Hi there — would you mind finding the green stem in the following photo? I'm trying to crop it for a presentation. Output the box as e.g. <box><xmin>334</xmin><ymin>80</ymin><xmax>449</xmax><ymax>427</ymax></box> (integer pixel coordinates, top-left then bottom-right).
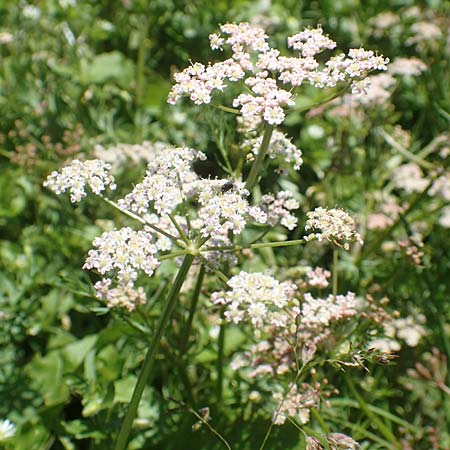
<box><xmin>158</xmin><ymin>250</ymin><xmax>187</xmax><ymax>261</ymax></box>
<box><xmin>211</xmin><ymin>103</ymin><xmax>241</xmax><ymax>114</ymax></box>
<box><xmin>377</xmin><ymin>128</ymin><xmax>435</xmax><ymax>170</ymax></box>
<box><xmin>258</xmin><ymin>364</ymin><xmax>306</xmax><ymax>450</ymax></box>
<box><xmin>135</xmin><ymin>19</ymin><xmax>149</xmax><ymax>108</ymax></box>
<box><xmin>345</xmin><ymin>375</ymin><xmax>400</xmax><ymax>448</ymax></box>
<box><xmin>203</xmin><ymin>238</ymin><xmax>305</xmax><ymax>252</ymax></box>
<box><xmin>217</xmin><ymin>311</ymin><xmax>226</xmax><ymax>402</ymax></box>
<box><xmin>181</xmin><ymin>265</ymin><xmax>205</xmax><ymax>353</ymax></box>
<box><xmin>168</xmin><ymin>213</ymin><xmax>190</xmax><ymax>244</ymax></box>
<box><xmin>101</xmin><ymin>197</ymin><xmax>181</xmax><ymax>243</ymax></box>
<box><xmin>245</xmin><ymin>124</ymin><xmax>274</xmax><ymax>191</ymax></box>
<box><xmin>332</xmin><ymin>248</ymin><xmax>338</xmax><ymax>297</ymax></box>
<box><xmin>114</xmin><ymin>254</ymin><xmax>195</xmax><ymax>450</ymax></box>
<box><xmin>250</xmin><ymin>239</ymin><xmax>305</xmax><ymax>249</ymax></box>
<box><xmin>311</xmin><ymin>408</ymin><xmax>331</xmax><ymax>433</ymax></box>
<box><xmin>291</xmin><ymin>82</ymin><xmax>351</xmax><ymax>114</ymax></box>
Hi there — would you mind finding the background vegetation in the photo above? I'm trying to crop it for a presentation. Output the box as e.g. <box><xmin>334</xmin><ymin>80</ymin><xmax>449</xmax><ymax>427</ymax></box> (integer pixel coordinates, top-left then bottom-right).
<box><xmin>0</xmin><ymin>0</ymin><xmax>449</xmax><ymax>449</ymax></box>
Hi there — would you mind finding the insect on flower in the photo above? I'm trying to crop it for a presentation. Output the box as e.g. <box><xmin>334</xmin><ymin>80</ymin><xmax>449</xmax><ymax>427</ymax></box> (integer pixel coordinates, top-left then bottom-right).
<box><xmin>221</xmin><ymin>181</ymin><xmax>234</xmax><ymax>193</ymax></box>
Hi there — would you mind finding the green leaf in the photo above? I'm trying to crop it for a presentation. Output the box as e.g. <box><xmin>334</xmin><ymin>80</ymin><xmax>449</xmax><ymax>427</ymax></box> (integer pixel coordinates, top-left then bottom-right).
<box><xmin>79</xmin><ymin>51</ymin><xmax>135</xmax><ymax>87</ymax></box>
<box><xmin>61</xmin><ymin>334</ymin><xmax>98</xmax><ymax>372</ymax></box>
<box><xmin>28</xmin><ymin>352</ymin><xmax>70</xmax><ymax>405</ymax></box>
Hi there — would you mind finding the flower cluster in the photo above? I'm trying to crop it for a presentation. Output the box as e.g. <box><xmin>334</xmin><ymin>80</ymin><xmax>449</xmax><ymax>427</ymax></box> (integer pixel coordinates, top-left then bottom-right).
<box><xmin>367</xmin><ymin>193</ymin><xmax>405</xmax><ymax>231</ymax></box>
<box><xmin>218</xmin><ymin>272</ymin><xmax>358</xmax><ymax>380</ymax></box>
<box><xmin>304</xmin><ymin>207</ymin><xmax>363</xmax><ymax>249</ymax></box>
<box><xmin>429</xmin><ymin>173</ymin><xmax>450</xmax><ymax>201</ymax></box>
<box><xmin>306</xmin><ymin>266</ymin><xmax>331</xmax><ymax>289</ymax></box>
<box><xmin>272</xmin><ymin>383</ymin><xmax>320</xmax><ymax>425</ymax></box>
<box><xmin>301</xmin><ymin>292</ymin><xmax>357</xmax><ymax>328</ymax></box>
<box><xmin>118</xmin><ymin>146</ymin><xmax>205</xmax><ymax>216</ymax></box>
<box><xmin>389</xmin><ymin>57</ymin><xmax>427</xmax><ymax>77</ymax></box>
<box><xmin>83</xmin><ymin>227</ymin><xmax>160</xmax><ymax>310</ymax></box>
<box><xmin>439</xmin><ymin>206</ymin><xmax>450</xmax><ymax>228</ymax></box>
<box><xmin>393</xmin><ymin>163</ymin><xmax>429</xmax><ymax>194</ymax></box>
<box><xmin>193</xmin><ymin>179</ymin><xmax>266</xmax><ymax>238</ymax></box>
<box><xmin>368</xmin><ymin>307</ymin><xmax>427</xmax><ymax>353</ymax></box>
<box><xmin>211</xmin><ymin>272</ymin><xmax>298</xmax><ymax>329</ymax></box>
<box><xmin>44</xmin><ymin>159</ymin><xmax>116</xmax><ymax>202</ymax></box>
<box><xmin>307</xmin><ymin>433</ymin><xmax>360</xmax><ymax>450</ymax></box>
<box><xmin>46</xmin><ymin>146</ymin><xmax>300</xmax><ymax>309</ymax></box>
<box><xmin>168</xmin><ymin>22</ymin><xmax>388</xmax><ymax>126</ymax></box>
<box><xmin>93</xmin><ymin>141</ymin><xmax>168</xmax><ymax>172</ymax></box>
<box><xmin>260</xmin><ymin>191</ymin><xmax>300</xmax><ymax>230</ymax></box>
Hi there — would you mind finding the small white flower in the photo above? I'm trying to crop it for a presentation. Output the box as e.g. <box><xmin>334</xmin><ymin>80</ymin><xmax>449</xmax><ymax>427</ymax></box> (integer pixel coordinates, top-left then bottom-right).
<box><xmin>0</xmin><ymin>419</ymin><xmax>15</xmax><ymax>441</ymax></box>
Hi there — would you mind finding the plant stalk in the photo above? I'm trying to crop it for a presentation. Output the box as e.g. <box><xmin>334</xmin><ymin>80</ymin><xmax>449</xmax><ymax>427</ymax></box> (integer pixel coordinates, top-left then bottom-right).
<box><xmin>114</xmin><ymin>254</ymin><xmax>195</xmax><ymax>450</ymax></box>
<box><xmin>332</xmin><ymin>248</ymin><xmax>338</xmax><ymax>297</ymax></box>
<box><xmin>181</xmin><ymin>264</ymin><xmax>205</xmax><ymax>353</ymax></box>
<box><xmin>245</xmin><ymin>124</ymin><xmax>274</xmax><ymax>191</ymax></box>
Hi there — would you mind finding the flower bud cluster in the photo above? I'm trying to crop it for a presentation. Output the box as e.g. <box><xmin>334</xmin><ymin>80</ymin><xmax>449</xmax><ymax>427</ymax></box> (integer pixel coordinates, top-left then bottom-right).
<box><xmin>304</xmin><ymin>207</ymin><xmax>363</xmax><ymax>249</ymax></box>
<box><xmin>44</xmin><ymin>159</ymin><xmax>116</xmax><ymax>202</ymax></box>
<box><xmin>168</xmin><ymin>22</ymin><xmax>389</xmax><ymax>126</ymax></box>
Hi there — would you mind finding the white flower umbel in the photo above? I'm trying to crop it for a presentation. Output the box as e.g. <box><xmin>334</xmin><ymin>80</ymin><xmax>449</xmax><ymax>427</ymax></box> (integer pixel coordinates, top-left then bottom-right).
<box><xmin>211</xmin><ymin>272</ymin><xmax>298</xmax><ymax>329</ymax></box>
<box><xmin>304</xmin><ymin>207</ymin><xmax>363</xmax><ymax>249</ymax></box>
<box><xmin>45</xmin><ymin>147</ymin><xmax>283</xmax><ymax>310</ymax></box>
<box><xmin>168</xmin><ymin>22</ymin><xmax>389</xmax><ymax>126</ymax></box>
<box><xmin>44</xmin><ymin>159</ymin><xmax>116</xmax><ymax>202</ymax></box>
<box><xmin>0</xmin><ymin>419</ymin><xmax>15</xmax><ymax>441</ymax></box>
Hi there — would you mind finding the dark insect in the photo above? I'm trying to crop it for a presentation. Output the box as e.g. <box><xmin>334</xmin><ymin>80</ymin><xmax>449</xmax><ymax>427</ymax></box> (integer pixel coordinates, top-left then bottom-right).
<box><xmin>221</xmin><ymin>181</ymin><xmax>234</xmax><ymax>193</ymax></box>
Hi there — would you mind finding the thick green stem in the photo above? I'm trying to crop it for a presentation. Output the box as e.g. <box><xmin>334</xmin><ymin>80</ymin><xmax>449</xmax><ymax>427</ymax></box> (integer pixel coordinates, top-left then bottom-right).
<box><xmin>114</xmin><ymin>254</ymin><xmax>195</xmax><ymax>450</ymax></box>
<box><xmin>181</xmin><ymin>264</ymin><xmax>205</xmax><ymax>353</ymax></box>
<box><xmin>245</xmin><ymin>124</ymin><xmax>274</xmax><ymax>191</ymax></box>
<box><xmin>332</xmin><ymin>248</ymin><xmax>338</xmax><ymax>297</ymax></box>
